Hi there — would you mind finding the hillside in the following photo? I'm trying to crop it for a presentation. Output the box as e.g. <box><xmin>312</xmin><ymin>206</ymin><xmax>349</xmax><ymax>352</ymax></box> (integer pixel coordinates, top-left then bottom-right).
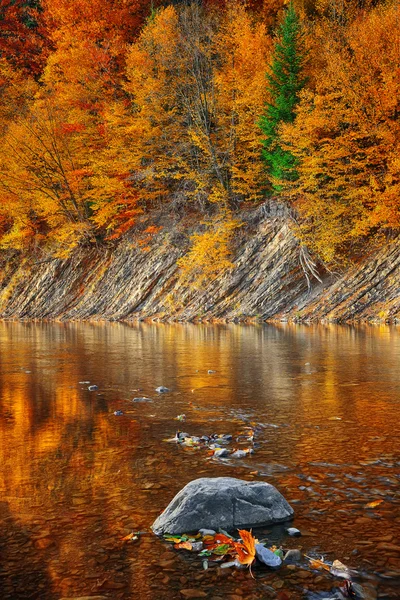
<box><xmin>0</xmin><ymin>207</ymin><xmax>398</xmax><ymax>323</ymax></box>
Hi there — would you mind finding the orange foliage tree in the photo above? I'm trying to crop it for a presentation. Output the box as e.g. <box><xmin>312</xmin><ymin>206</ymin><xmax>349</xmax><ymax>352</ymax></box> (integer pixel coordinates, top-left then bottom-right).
<box><xmin>0</xmin><ymin>0</ymin><xmax>49</xmax><ymax>76</ymax></box>
<box><xmin>0</xmin><ymin>0</ymin><xmax>151</xmax><ymax>255</ymax></box>
<box><xmin>119</xmin><ymin>2</ymin><xmax>271</xmax><ymax>208</ymax></box>
<box><xmin>280</xmin><ymin>3</ymin><xmax>400</xmax><ymax>265</ymax></box>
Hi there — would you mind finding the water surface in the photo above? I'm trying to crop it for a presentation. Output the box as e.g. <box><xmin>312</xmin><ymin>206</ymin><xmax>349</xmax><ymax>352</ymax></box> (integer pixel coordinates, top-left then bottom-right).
<box><xmin>0</xmin><ymin>322</ymin><xmax>399</xmax><ymax>599</ymax></box>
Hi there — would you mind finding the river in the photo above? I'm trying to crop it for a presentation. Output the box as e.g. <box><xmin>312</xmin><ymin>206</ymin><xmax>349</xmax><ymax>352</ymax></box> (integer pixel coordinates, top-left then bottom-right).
<box><xmin>0</xmin><ymin>322</ymin><xmax>399</xmax><ymax>599</ymax></box>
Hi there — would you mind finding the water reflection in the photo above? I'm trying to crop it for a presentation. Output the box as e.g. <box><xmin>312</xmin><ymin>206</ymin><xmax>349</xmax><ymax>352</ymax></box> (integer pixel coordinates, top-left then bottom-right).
<box><xmin>0</xmin><ymin>322</ymin><xmax>399</xmax><ymax>599</ymax></box>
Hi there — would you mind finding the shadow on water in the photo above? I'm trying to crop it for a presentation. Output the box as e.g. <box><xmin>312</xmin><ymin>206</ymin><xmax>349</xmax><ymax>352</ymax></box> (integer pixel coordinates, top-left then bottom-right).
<box><xmin>0</xmin><ymin>501</ymin><xmax>56</xmax><ymax>600</ymax></box>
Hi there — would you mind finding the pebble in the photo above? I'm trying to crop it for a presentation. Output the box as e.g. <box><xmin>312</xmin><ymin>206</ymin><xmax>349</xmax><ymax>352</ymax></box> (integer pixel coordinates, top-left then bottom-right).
<box><xmin>159</xmin><ymin>559</ymin><xmax>176</xmax><ymax>569</ymax></box>
<box><xmin>34</xmin><ymin>537</ymin><xmax>54</xmax><ymax>550</ymax></box>
<box><xmin>191</xmin><ymin>542</ymin><xmax>204</xmax><ymax>552</ymax></box>
<box><xmin>284</xmin><ymin>549</ymin><xmax>302</xmax><ymax>562</ymax></box>
<box><xmin>214</xmin><ymin>448</ymin><xmax>230</xmax><ymax>458</ymax></box>
<box><xmin>180</xmin><ymin>589</ymin><xmax>207</xmax><ymax>599</ymax></box>
<box><xmin>296</xmin><ymin>569</ymin><xmax>312</xmax><ymax>579</ymax></box>
<box><xmin>199</xmin><ymin>529</ymin><xmax>216</xmax><ymax>536</ymax></box>
<box><xmin>231</xmin><ymin>450</ymin><xmax>248</xmax><ymax>458</ymax></box>
<box><xmin>376</xmin><ymin>542</ymin><xmax>400</xmax><ymax>552</ymax></box>
<box><xmin>286</xmin><ymin>527</ymin><xmax>301</xmax><ymax>536</ymax></box>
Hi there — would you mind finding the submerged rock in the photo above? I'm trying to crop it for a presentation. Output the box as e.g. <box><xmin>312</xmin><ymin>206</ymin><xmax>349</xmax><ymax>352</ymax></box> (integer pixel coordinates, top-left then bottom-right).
<box><xmin>152</xmin><ymin>477</ymin><xmax>294</xmax><ymax>535</ymax></box>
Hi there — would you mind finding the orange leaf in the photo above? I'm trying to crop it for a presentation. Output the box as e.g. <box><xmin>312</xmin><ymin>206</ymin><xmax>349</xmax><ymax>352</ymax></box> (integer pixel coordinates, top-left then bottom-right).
<box><xmin>121</xmin><ymin>532</ymin><xmax>138</xmax><ymax>542</ymax></box>
<box><xmin>214</xmin><ymin>534</ymin><xmax>234</xmax><ymax>545</ymax></box>
<box><xmin>174</xmin><ymin>541</ymin><xmax>193</xmax><ymax>550</ymax></box>
<box><xmin>365</xmin><ymin>499</ymin><xmax>383</xmax><ymax>509</ymax></box>
<box><xmin>306</xmin><ymin>556</ymin><xmax>330</xmax><ymax>571</ymax></box>
<box><xmin>235</xmin><ymin>529</ymin><xmax>256</xmax><ymax>565</ymax></box>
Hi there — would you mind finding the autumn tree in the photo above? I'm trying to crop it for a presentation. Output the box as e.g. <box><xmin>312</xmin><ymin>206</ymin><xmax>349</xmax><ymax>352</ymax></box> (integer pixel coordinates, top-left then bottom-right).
<box><xmin>258</xmin><ymin>2</ymin><xmax>306</xmax><ymax>192</ymax></box>
<box><xmin>120</xmin><ymin>3</ymin><xmax>271</xmax><ymax>207</ymax></box>
<box><xmin>0</xmin><ymin>0</ymin><xmax>152</xmax><ymax>254</ymax></box>
<box><xmin>0</xmin><ymin>0</ymin><xmax>49</xmax><ymax>76</ymax></box>
<box><xmin>280</xmin><ymin>3</ymin><xmax>400</xmax><ymax>265</ymax></box>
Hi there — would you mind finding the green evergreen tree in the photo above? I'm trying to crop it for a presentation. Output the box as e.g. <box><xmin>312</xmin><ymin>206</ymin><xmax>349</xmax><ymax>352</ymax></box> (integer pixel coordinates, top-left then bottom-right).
<box><xmin>258</xmin><ymin>2</ymin><xmax>306</xmax><ymax>192</ymax></box>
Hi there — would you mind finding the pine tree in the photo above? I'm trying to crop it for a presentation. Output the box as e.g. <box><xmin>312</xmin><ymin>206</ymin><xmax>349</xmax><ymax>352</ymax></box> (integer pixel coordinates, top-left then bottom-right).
<box><xmin>258</xmin><ymin>2</ymin><xmax>306</xmax><ymax>192</ymax></box>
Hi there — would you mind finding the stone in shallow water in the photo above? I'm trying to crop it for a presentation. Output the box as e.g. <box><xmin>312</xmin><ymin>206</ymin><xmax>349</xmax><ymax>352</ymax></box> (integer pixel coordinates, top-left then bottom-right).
<box><xmin>284</xmin><ymin>549</ymin><xmax>302</xmax><ymax>563</ymax></box>
<box><xmin>286</xmin><ymin>527</ymin><xmax>301</xmax><ymax>536</ymax></box>
<box><xmin>152</xmin><ymin>477</ymin><xmax>294</xmax><ymax>535</ymax></box>
<box><xmin>255</xmin><ymin>543</ymin><xmax>282</xmax><ymax>567</ymax></box>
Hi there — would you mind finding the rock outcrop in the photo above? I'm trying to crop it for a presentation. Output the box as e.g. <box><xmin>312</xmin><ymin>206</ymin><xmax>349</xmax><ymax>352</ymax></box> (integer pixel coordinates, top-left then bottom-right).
<box><xmin>0</xmin><ymin>205</ymin><xmax>399</xmax><ymax>322</ymax></box>
<box><xmin>152</xmin><ymin>477</ymin><xmax>294</xmax><ymax>535</ymax></box>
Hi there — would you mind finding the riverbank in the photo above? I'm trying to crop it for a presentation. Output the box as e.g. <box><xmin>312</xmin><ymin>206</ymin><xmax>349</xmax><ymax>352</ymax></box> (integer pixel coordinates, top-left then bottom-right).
<box><xmin>0</xmin><ymin>207</ymin><xmax>399</xmax><ymax>323</ymax></box>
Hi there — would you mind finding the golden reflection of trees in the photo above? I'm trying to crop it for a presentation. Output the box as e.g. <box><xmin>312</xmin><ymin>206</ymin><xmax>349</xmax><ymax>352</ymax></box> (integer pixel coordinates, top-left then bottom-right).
<box><xmin>0</xmin><ymin>322</ymin><xmax>149</xmax><ymax>596</ymax></box>
<box><xmin>0</xmin><ymin>321</ymin><xmax>399</xmax><ymax>597</ymax></box>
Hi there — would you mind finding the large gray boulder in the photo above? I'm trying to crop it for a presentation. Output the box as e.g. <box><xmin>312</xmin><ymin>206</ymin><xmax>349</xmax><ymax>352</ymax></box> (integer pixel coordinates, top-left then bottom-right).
<box><xmin>152</xmin><ymin>477</ymin><xmax>294</xmax><ymax>535</ymax></box>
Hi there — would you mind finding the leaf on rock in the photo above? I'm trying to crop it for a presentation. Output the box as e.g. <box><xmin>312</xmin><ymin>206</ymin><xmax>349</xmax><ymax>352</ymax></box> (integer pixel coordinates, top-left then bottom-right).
<box><xmin>212</xmin><ymin>543</ymin><xmax>232</xmax><ymax>555</ymax></box>
<box><xmin>174</xmin><ymin>541</ymin><xmax>193</xmax><ymax>550</ymax></box>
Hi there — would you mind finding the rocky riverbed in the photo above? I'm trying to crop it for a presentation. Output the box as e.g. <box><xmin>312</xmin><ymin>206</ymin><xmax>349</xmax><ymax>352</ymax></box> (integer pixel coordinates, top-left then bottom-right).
<box><xmin>0</xmin><ymin>322</ymin><xmax>399</xmax><ymax>599</ymax></box>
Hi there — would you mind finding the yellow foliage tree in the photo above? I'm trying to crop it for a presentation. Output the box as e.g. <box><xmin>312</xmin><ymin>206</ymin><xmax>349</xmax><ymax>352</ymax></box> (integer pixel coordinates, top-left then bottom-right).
<box><xmin>280</xmin><ymin>4</ymin><xmax>400</xmax><ymax>265</ymax></box>
<box><xmin>177</xmin><ymin>213</ymin><xmax>242</xmax><ymax>287</ymax></box>
<box><xmin>121</xmin><ymin>2</ymin><xmax>271</xmax><ymax>209</ymax></box>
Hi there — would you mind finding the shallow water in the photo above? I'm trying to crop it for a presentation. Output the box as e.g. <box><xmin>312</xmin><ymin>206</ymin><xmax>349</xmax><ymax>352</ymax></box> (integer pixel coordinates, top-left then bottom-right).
<box><xmin>0</xmin><ymin>322</ymin><xmax>399</xmax><ymax>600</ymax></box>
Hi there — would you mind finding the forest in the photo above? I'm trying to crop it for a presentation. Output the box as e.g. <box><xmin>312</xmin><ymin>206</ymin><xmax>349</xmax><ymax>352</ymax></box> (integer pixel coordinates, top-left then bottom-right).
<box><xmin>0</xmin><ymin>0</ymin><xmax>399</xmax><ymax>277</ymax></box>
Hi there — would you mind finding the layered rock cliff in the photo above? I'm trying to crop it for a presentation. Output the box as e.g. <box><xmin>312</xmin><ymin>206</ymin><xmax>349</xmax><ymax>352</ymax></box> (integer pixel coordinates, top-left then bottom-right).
<box><xmin>0</xmin><ymin>206</ymin><xmax>399</xmax><ymax>322</ymax></box>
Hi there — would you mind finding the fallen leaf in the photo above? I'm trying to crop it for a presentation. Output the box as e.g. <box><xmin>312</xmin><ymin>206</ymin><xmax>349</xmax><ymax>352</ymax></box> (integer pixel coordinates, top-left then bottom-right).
<box><xmin>305</xmin><ymin>555</ymin><xmax>331</xmax><ymax>571</ymax></box>
<box><xmin>174</xmin><ymin>541</ymin><xmax>193</xmax><ymax>550</ymax></box>
<box><xmin>121</xmin><ymin>532</ymin><xmax>138</xmax><ymax>542</ymax></box>
<box><xmin>365</xmin><ymin>499</ymin><xmax>383</xmax><ymax>509</ymax></box>
<box><xmin>212</xmin><ymin>543</ymin><xmax>232</xmax><ymax>556</ymax></box>
<box><xmin>235</xmin><ymin>529</ymin><xmax>257</xmax><ymax>566</ymax></box>
<box><xmin>180</xmin><ymin>589</ymin><xmax>207</xmax><ymax>599</ymax></box>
